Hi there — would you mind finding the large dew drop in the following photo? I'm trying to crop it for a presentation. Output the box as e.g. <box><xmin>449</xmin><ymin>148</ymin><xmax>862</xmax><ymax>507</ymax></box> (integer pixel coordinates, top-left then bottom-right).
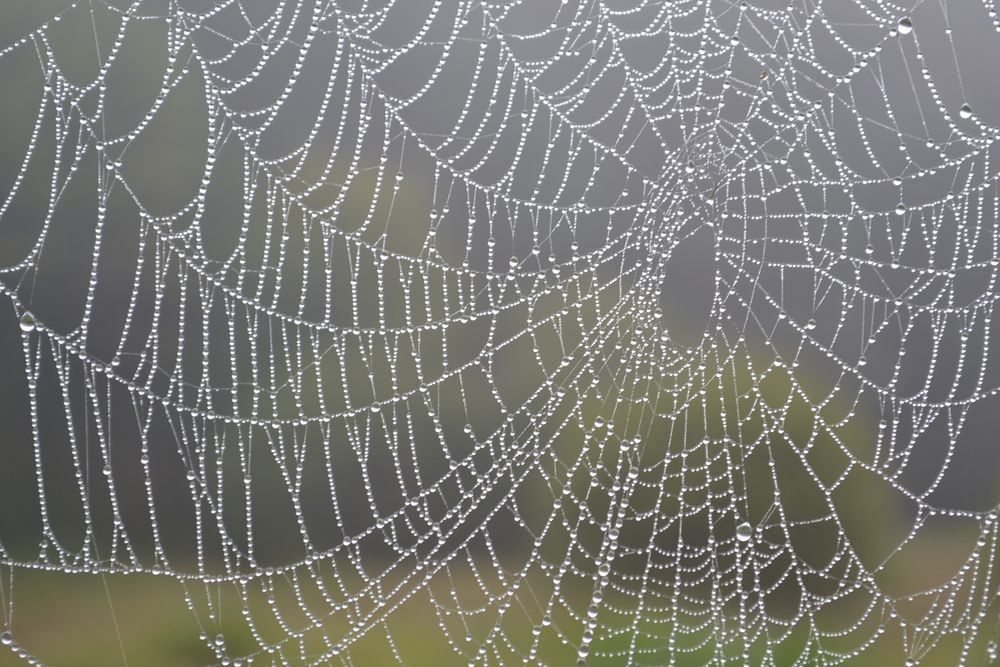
<box><xmin>19</xmin><ymin>312</ymin><xmax>36</xmax><ymax>332</ymax></box>
<box><xmin>897</xmin><ymin>18</ymin><xmax>913</xmax><ymax>35</ymax></box>
<box><xmin>736</xmin><ymin>522</ymin><xmax>753</xmax><ymax>542</ymax></box>
<box><xmin>959</xmin><ymin>103</ymin><xmax>973</xmax><ymax>120</ymax></box>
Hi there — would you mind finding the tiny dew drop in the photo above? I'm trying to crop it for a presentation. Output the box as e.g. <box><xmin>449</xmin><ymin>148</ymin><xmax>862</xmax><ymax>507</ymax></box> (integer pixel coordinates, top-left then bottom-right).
<box><xmin>897</xmin><ymin>17</ymin><xmax>913</xmax><ymax>35</ymax></box>
<box><xmin>19</xmin><ymin>312</ymin><xmax>36</xmax><ymax>332</ymax></box>
<box><xmin>0</xmin><ymin>630</ymin><xmax>11</xmax><ymax>645</ymax></box>
<box><xmin>959</xmin><ymin>103</ymin><xmax>973</xmax><ymax>120</ymax></box>
<box><xmin>895</xmin><ymin>203</ymin><xmax>907</xmax><ymax>215</ymax></box>
<box><xmin>736</xmin><ymin>522</ymin><xmax>753</xmax><ymax>542</ymax></box>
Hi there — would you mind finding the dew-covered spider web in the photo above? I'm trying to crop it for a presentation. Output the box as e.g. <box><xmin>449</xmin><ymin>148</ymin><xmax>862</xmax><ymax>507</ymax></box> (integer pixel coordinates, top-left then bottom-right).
<box><xmin>2</xmin><ymin>0</ymin><xmax>1000</xmax><ymax>664</ymax></box>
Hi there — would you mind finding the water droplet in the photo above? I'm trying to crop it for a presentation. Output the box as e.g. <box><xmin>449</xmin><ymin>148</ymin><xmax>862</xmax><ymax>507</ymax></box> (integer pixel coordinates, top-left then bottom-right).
<box><xmin>685</xmin><ymin>161</ymin><xmax>695</xmax><ymax>174</ymax></box>
<box><xmin>895</xmin><ymin>203</ymin><xmax>907</xmax><ymax>215</ymax></box>
<box><xmin>0</xmin><ymin>630</ymin><xmax>11</xmax><ymax>645</ymax></box>
<box><xmin>897</xmin><ymin>17</ymin><xmax>913</xmax><ymax>35</ymax></box>
<box><xmin>19</xmin><ymin>312</ymin><xmax>36</xmax><ymax>332</ymax></box>
<box><xmin>597</xmin><ymin>562</ymin><xmax>611</xmax><ymax>577</ymax></box>
<box><xmin>959</xmin><ymin>103</ymin><xmax>973</xmax><ymax>120</ymax></box>
<box><xmin>736</xmin><ymin>522</ymin><xmax>753</xmax><ymax>542</ymax></box>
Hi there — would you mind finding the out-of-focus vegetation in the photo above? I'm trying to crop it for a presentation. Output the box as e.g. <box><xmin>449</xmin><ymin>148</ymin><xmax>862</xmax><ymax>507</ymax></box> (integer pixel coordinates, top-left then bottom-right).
<box><xmin>2</xmin><ymin>564</ymin><xmax>998</xmax><ymax>666</ymax></box>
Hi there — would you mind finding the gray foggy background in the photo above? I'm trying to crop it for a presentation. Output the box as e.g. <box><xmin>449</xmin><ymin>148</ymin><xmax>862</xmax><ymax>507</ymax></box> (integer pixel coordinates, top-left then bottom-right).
<box><xmin>1</xmin><ymin>0</ymin><xmax>999</xmax><ymax>664</ymax></box>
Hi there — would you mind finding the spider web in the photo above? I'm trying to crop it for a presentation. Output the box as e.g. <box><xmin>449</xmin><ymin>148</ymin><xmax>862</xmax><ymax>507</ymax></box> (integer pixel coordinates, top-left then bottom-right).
<box><xmin>1</xmin><ymin>0</ymin><xmax>1000</xmax><ymax>664</ymax></box>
